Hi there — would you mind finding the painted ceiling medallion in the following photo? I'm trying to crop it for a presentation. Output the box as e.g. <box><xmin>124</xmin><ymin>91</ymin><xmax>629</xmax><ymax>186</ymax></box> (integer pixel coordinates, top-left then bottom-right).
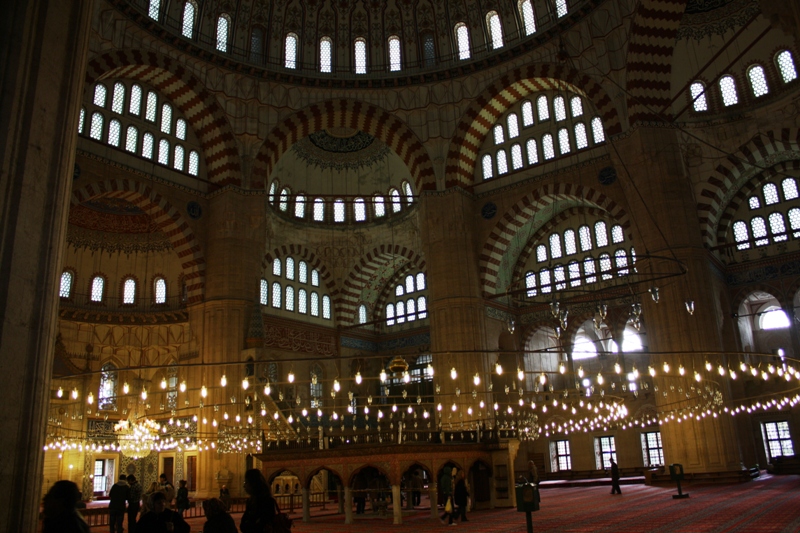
<box><xmin>293</xmin><ymin>129</ymin><xmax>390</xmax><ymax>171</ymax></box>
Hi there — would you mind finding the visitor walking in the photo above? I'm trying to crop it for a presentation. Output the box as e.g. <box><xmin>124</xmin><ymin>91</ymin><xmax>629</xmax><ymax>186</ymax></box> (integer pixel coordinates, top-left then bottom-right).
<box><xmin>240</xmin><ymin>468</ymin><xmax>277</xmax><ymax>533</ymax></box>
<box><xmin>126</xmin><ymin>475</ymin><xmax>142</xmax><ymax>533</ymax></box>
<box><xmin>610</xmin><ymin>460</ymin><xmax>622</xmax><ymax>495</ymax></box>
<box><xmin>176</xmin><ymin>480</ymin><xmax>190</xmax><ymax>515</ymax></box>
<box><xmin>439</xmin><ymin>466</ymin><xmax>455</xmax><ymax>526</ymax></box>
<box><xmin>108</xmin><ymin>475</ymin><xmax>130</xmax><ymax>533</ymax></box>
<box><xmin>41</xmin><ymin>480</ymin><xmax>90</xmax><ymax>533</ymax></box>
<box><xmin>219</xmin><ymin>485</ymin><xmax>231</xmax><ymax>511</ymax></box>
<box><xmin>454</xmin><ymin>470</ymin><xmax>470</xmax><ymax>523</ymax></box>
<box><xmin>410</xmin><ymin>470</ymin><xmax>423</xmax><ymax>507</ymax></box>
<box><xmin>201</xmin><ymin>498</ymin><xmax>238</xmax><ymax>533</ymax></box>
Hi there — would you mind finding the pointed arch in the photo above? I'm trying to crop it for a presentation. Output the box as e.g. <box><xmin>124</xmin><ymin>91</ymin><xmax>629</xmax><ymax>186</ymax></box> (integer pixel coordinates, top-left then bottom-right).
<box><xmin>445</xmin><ymin>65</ymin><xmax>621</xmax><ymax>189</ymax></box>
<box><xmin>253</xmin><ymin>99</ymin><xmax>436</xmax><ymax>192</ymax></box>
<box><xmin>84</xmin><ymin>50</ymin><xmax>240</xmax><ymax>185</ymax></box>
<box><xmin>71</xmin><ymin>179</ymin><xmax>205</xmax><ymax>303</ymax></box>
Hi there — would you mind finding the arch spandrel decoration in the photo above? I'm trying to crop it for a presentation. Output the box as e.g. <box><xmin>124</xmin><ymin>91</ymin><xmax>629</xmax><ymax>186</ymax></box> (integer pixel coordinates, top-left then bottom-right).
<box><xmin>84</xmin><ymin>50</ymin><xmax>241</xmax><ymax>186</ymax></box>
<box><xmin>444</xmin><ymin>65</ymin><xmax>622</xmax><ymax>189</ymax></box>
<box><xmin>71</xmin><ymin>179</ymin><xmax>206</xmax><ymax>303</ymax></box>
<box><xmin>253</xmin><ymin>99</ymin><xmax>436</xmax><ymax>192</ymax></box>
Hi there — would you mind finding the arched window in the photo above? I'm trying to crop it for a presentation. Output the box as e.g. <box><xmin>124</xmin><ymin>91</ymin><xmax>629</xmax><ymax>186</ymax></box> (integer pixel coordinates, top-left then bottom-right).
<box><xmin>579</xmin><ymin>225</ymin><xmax>592</xmax><ymax>251</ymax></box>
<box><xmin>216</xmin><ymin>14</ymin><xmax>231</xmax><ymax>52</ymax></box>
<box><xmin>487</xmin><ymin>11</ymin><xmax>504</xmax><ymax>49</ymax></box>
<box><xmin>89</xmin><ymin>112</ymin><xmax>104</xmax><ymax>140</ymax></box>
<box><xmin>78</xmin><ymin>108</ymin><xmax>85</xmax><ymax>134</ymax></box>
<box><xmin>108</xmin><ymin>119</ymin><xmax>121</xmax><ymax>147</ymax></box>
<box><xmin>542</xmin><ymin>133</ymin><xmax>555</xmax><ymax>160</ymax></box>
<box><xmin>285</xmin><ymin>285</ymin><xmax>295</xmax><ymax>311</ymax></box>
<box><xmin>311</xmin><ymin>292</ymin><xmax>320</xmax><ymax>316</ymax></box>
<box><xmin>123</xmin><ymin>278</ymin><xmax>137</xmax><ymax>304</ymax></box>
<box><xmin>322</xmin><ymin>295</ymin><xmax>332</xmax><ymax>319</ymax></box>
<box><xmin>386</xmin><ymin>303</ymin><xmax>395</xmax><ymax>326</ymax></box>
<box><xmin>334</xmin><ymin>198</ymin><xmax>345</xmax><ymax>222</ymax></box>
<box><xmin>599</xmin><ymin>253</ymin><xmax>612</xmax><ymax>280</ymax></box>
<box><xmin>174</xmin><ymin>145</ymin><xmax>185</xmax><ymax>171</ymax></box>
<box><xmin>391</xmin><ymin>189</ymin><xmax>402</xmax><ymax>212</ymax></box>
<box><xmin>615</xmin><ymin>249</ymin><xmax>629</xmax><ymax>275</ymax></box>
<box><xmin>403</xmin><ymin>181</ymin><xmax>413</xmax><ymax>204</ymax></box>
<box><xmin>158</xmin><ymin>139</ymin><xmax>170</xmax><ymax>165</ymax></box>
<box><xmin>99</xmin><ymin>363</ymin><xmax>118</xmax><ymax>410</ymax></box>
<box><xmin>732</xmin><ymin>220</ymin><xmax>750</xmax><ymax>250</ymax></box>
<box><xmin>154</xmin><ymin>277</ymin><xmax>167</xmax><ymax>304</ymax></box>
<box><xmin>522</xmin><ymin>101</ymin><xmax>534</xmax><ymax>126</ymax></box>
<box><xmin>783</xmin><ymin>178</ymin><xmax>799</xmax><ymax>200</ymax></box>
<box><xmin>354</xmin><ymin>38</ymin><xmax>367</xmax><ymax>74</ymax></box>
<box><xmin>763</xmin><ymin>183</ymin><xmax>779</xmax><ymax>205</ymax></box>
<box><xmin>417</xmin><ymin>296</ymin><xmax>427</xmax><ymax>319</ymax></box>
<box><xmin>690</xmin><ymin>81</ymin><xmax>708</xmax><ymax>112</ymax></box>
<box><xmin>558</xmin><ymin>128</ymin><xmax>571</xmax><ymax>154</ymax></box>
<box><xmin>59</xmin><ymin>271</ymin><xmax>73</xmax><ymax>298</ymax></box>
<box><xmin>789</xmin><ymin>208</ymin><xmax>800</xmax><ymax>238</ymax></box>
<box><xmin>525</xmin><ymin>271</ymin><xmax>537</xmax><ymax>296</ymax></box>
<box><xmin>406</xmin><ymin>298</ymin><xmax>416</xmax><ymax>321</ymax></box>
<box><xmin>564</xmin><ymin>229</ymin><xmax>577</xmax><ymax>255</ymax></box>
<box><xmin>511</xmin><ymin>144</ymin><xmax>523</xmax><ymax>170</ymax></box>
<box><xmin>539</xmin><ymin>268</ymin><xmax>552</xmax><ymax>293</ymax></box>
<box><xmin>751</xmin><ymin>216</ymin><xmax>768</xmax><ymax>246</ymax></box>
<box><xmin>177</xmin><ymin>115</ymin><xmax>188</xmax><ymax>138</ymax></box>
<box><xmin>111</xmin><ymin>83</ymin><xmax>125</xmax><ymax>114</ymax></box>
<box><xmin>496</xmin><ymin>149</ymin><xmax>508</xmax><ymax>175</ymax></box>
<box><xmin>161</xmin><ymin>103</ymin><xmax>172</xmax><ymax>134</ymax></box>
<box><xmin>507</xmin><ymin>113</ymin><xmax>520</xmax><ymax>138</ymax></box>
<box><xmin>422</xmin><ymin>32</ymin><xmax>436</xmax><ymax>67</ymax></box>
<box><xmin>536</xmin><ymin>244</ymin><xmax>547</xmax><ymax>262</ymax></box>
<box><xmin>553</xmin><ymin>96</ymin><xmax>566</xmax><ymax>121</ymax></box>
<box><xmin>142</xmin><ymin>132</ymin><xmax>154</xmax><ymax>159</ymax></box>
<box><xmin>298</xmin><ymin>288</ymin><xmax>307</xmax><ymax>314</ymax></box>
<box><xmin>416</xmin><ymin>272</ymin><xmax>426</xmax><ymax>290</ymax></box>
<box><xmin>568</xmin><ymin>261</ymin><xmax>581</xmax><ymax>287</ymax></box>
<box><xmin>286</xmin><ymin>257</ymin><xmax>295</xmax><ymax>280</ymax></box>
<box><xmin>311</xmin><ymin>269</ymin><xmax>320</xmax><ymax>286</ymax></box>
<box><xmin>611</xmin><ymin>225</ymin><xmax>624</xmax><ymax>244</ymax></box>
<box><xmin>719</xmin><ymin>75</ymin><xmax>739</xmax><ymax>106</ymax></box>
<box><xmin>776</xmin><ymin>50</ymin><xmax>798</xmax><ymax>83</ymax></box>
<box><xmin>354</xmin><ymin>197</ymin><xmax>366</xmax><ymax>221</ymax></box>
<box><xmin>374</xmin><ymin>195</ymin><xmax>386</xmax><ymax>217</ymax></box>
<box><xmin>537</xmin><ymin>95</ymin><xmax>549</xmax><ymax>121</ymax></box>
<box><xmin>405</xmin><ymin>275</ymin><xmax>415</xmax><ymax>293</ymax></box>
<box><xmin>358</xmin><ymin>304</ymin><xmax>367</xmax><ymax>324</ymax></box>
<box><xmin>769</xmin><ymin>212</ymin><xmax>788</xmax><ymax>242</ymax></box>
<box><xmin>145</xmin><ymin>92</ymin><xmax>157</xmax><ymax>122</ymax></box>
<box><xmin>320</xmin><ymin>37</ymin><xmax>333</xmax><ymax>73</ymax></box>
<box><xmin>555</xmin><ymin>0</ymin><xmax>568</xmax><ymax>18</ymax></box>
<box><xmin>285</xmin><ymin>33</ymin><xmax>298</xmax><ymax>69</ymax></box>
<box><xmin>129</xmin><ymin>84</ymin><xmax>142</xmax><ymax>116</ymax></box>
<box><xmin>272</xmin><ymin>282</ymin><xmax>282</xmax><ymax>308</ymax></box>
<box><xmin>621</xmin><ymin>327</ymin><xmax>643</xmax><ymax>352</ymax></box>
<box><xmin>549</xmin><ymin>233</ymin><xmax>563</xmax><ymax>258</ymax></box>
<box><xmin>268</xmin><ymin>181</ymin><xmax>278</xmax><ymax>203</ymax></box>
<box><xmin>595</xmin><ymin>221</ymin><xmax>608</xmax><ymax>247</ymax></box>
<box><xmin>299</xmin><ymin>261</ymin><xmax>308</xmax><ymax>283</ymax></box>
<box><xmin>148</xmin><ymin>0</ymin><xmax>160</xmax><ymax>19</ymax></box>
<box><xmin>570</xmin><ymin>97</ymin><xmax>583</xmax><ymax>117</ymax></box>
<box><xmin>250</xmin><ymin>27</ymin><xmax>265</xmax><ymax>63</ymax></box>
<box><xmin>520</xmin><ymin>0</ymin><xmax>536</xmax><ymax>35</ymax></box>
<box><xmin>396</xmin><ymin>300</ymin><xmax>406</xmax><ymax>324</ymax></box>
<box><xmin>760</xmin><ymin>307</ymin><xmax>790</xmax><ymax>330</ymax></box>
<box><xmin>295</xmin><ymin>195</ymin><xmax>306</xmax><ymax>218</ymax></box>
<box><xmin>591</xmin><ymin>117</ymin><xmax>605</xmax><ymax>143</ymax></box>
<box><xmin>188</xmin><ymin>151</ymin><xmax>199</xmax><ymax>176</ymax></box>
<box><xmin>584</xmin><ymin>256</ymin><xmax>596</xmax><ymax>283</ymax></box>
<box><xmin>279</xmin><ymin>188</ymin><xmax>290</xmax><ymax>211</ymax></box>
<box><xmin>125</xmin><ymin>126</ymin><xmax>139</xmax><ymax>154</ymax></box>
<box><xmin>747</xmin><ymin>65</ymin><xmax>769</xmax><ymax>97</ymax></box>
<box><xmin>273</xmin><ymin>258</ymin><xmax>282</xmax><ymax>277</ymax></box>
<box><xmin>493</xmin><ymin>124</ymin><xmax>505</xmax><ymax>145</ymax></box>
<box><xmin>526</xmin><ymin>139</ymin><xmax>539</xmax><ymax>165</ymax></box>
<box><xmin>574</xmin><ymin>123</ymin><xmax>588</xmax><ymax>149</ymax></box>
<box><xmin>455</xmin><ymin>23</ymin><xmax>471</xmax><ymax>60</ymax></box>
<box><xmin>182</xmin><ymin>1</ymin><xmax>196</xmax><ymax>38</ymax></box>
<box><xmin>388</xmin><ymin>35</ymin><xmax>402</xmax><ymax>71</ymax></box>
<box><xmin>94</xmin><ymin>84</ymin><xmax>107</xmax><ymax>107</ymax></box>
<box><xmin>313</xmin><ymin>198</ymin><xmax>325</xmax><ymax>221</ymax></box>
<box><xmin>90</xmin><ymin>276</ymin><xmax>105</xmax><ymax>302</ymax></box>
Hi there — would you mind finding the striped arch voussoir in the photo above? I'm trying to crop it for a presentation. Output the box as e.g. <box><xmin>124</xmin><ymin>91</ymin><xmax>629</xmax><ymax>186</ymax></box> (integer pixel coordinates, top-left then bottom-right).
<box><xmin>444</xmin><ymin>65</ymin><xmax>622</xmax><ymax>189</ymax></box>
<box><xmin>84</xmin><ymin>50</ymin><xmax>240</xmax><ymax>186</ymax></box>
<box><xmin>339</xmin><ymin>245</ymin><xmax>426</xmax><ymax>325</ymax></box>
<box><xmin>696</xmin><ymin>129</ymin><xmax>800</xmax><ymax>247</ymax></box>
<box><xmin>263</xmin><ymin>246</ymin><xmax>336</xmax><ymax>294</ymax></box>
<box><xmin>253</xmin><ymin>99</ymin><xmax>435</xmax><ymax>192</ymax></box>
<box><xmin>71</xmin><ymin>179</ymin><xmax>205</xmax><ymax>303</ymax></box>
<box><xmin>479</xmin><ymin>183</ymin><xmax>629</xmax><ymax>296</ymax></box>
<box><xmin>625</xmin><ymin>0</ymin><xmax>689</xmax><ymax>124</ymax></box>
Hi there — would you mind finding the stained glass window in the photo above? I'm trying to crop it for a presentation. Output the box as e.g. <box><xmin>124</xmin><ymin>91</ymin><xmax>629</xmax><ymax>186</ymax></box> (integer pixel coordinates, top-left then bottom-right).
<box><xmin>279</xmin><ymin>188</ymin><xmax>290</xmax><ymax>212</ymax></box>
<box><xmin>260</xmin><ymin>279</ymin><xmax>269</xmax><ymax>305</ymax></box>
<box><xmin>579</xmin><ymin>225</ymin><xmax>592</xmax><ymax>251</ymax></box>
<box><xmin>285</xmin><ymin>285</ymin><xmax>295</xmax><ymax>311</ymax></box>
<box><xmin>129</xmin><ymin>85</ymin><xmax>142</xmax><ymax>116</ymax></box>
<box><xmin>554</xmin><ymin>96</ymin><xmax>566</xmax><ymax>122</ymax></box>
<box><xmin>584</xmin><ymin>257</ymin><xmax>596</xmax><ymax>283</ymax></box>
<box><xmin>764</xmin><ymin>183</ymin><xmax>780</xmax><ymax>205</ymax></box>
<box><xmin>507</xmin><ymin>113</ymin><xmax>519</xmax><ymax>139</ymax></box>
<box><xmin>482</xmin><ymin>154</ymin><xmax>494</xmax><ymax>180</ymax></box>
<box><xmin>160</xmin><ymin>104</ymin><xmax>172</xmax><ymax>134</ymax></box>
<box><xmin>123</xmin><ymin>278</ymin><xmax>136</xmax><ymax>304</ymax></box>
<box><xmin>273</xmin><ymin>258</ymin><xmax>282</xmax><ymax>277</ymax></box>
<box><xmin>311</xmin><ymin>292</ymin><xmax>320</xmax><ymax>316</ymax></box>
<box><xmin>322</xmin><ymin>295</ymin><xmax>331</xmax><ymax>319</ymax></box>
<box><xmin>575</xmin><ymin>123</ymin><xmax>588</xmax><ymax>149</ymax></box>
<box><xmin>90</xmin><ymin>112</ymin><xmax>104</xmax><ymax>140</ymax></box>
<box><xmin>94</xmin><ymin>84</ymin><xmax>107</xmax><ymax>107</ymax></box>
<box><xmin>536</xmin><ymin>244</ymin><xmax>547</xmax><ymax>262</ymax></box>
<box><xmin>158</xmin><ymin>139</ymin><xmax>170</xmax><ymax>165</ymax></box>
<box><xmin>537</xmin><ymin>95</ymin><xmax>549</xmax><ymax>121</ymax></box>
<box><xmin>286</xmin><ymin>257</ymin><xmax>295</xmax><ymax>280</ymax></box>
<box><xmin>783</xmin><ymin>178</ymin><xmax>799</xmax><ymax>200</ymax></box>
<box><xmin>522</xmin><ymin>101</ymin><xmax>534</xmax><ymax>126</ymax></box>
<box><xmin>176</xmin><ymin>119</ymin><xmax>187</xmax><ymax>140</ymax></box>
<box><xmin>558</xmin><ymin>128</ymin><xmax>571</xmax><ymax>154</ymax></box>
<box><xmin>591</xmin><ymin>117</ymin><xmax>605</xmax><ymax>143</ymax></box>
<box><xmin>312</xmin><ymin>269</ymin><xmax>320</xmax><ymax>286</ymax></box>
<box><xmin>526</xmin><ymin>271</ymin><xmax>537</xmax><ymax>297</ymax></box>
<box><xmin>145</xmin><ymin>92</ymin><xmax>157</xmax><ymax>122</ymax></box>
<box><xmin>769</xmin><ymin>212</ymin><xmax>788</xmax><ymax>242</ymax></box>
<box><xmin>564</xmin><ymin>229</ymin><xmax>576</xmax><ymax>255</ymax></box>
<box><xmin>188</xmin><ymin>151</ymin><xmax>199</xmax><ymax>176</ymax></box>
<box><xmin>749</xmin><ymin>196</ymin><xmax>760</xmax><ymax>210</ymax></box>
<box><xmin>142</xmin><ymin>132</ymin><xmax>154</xmax><ymax>159</ymax></box>
<box><xmin>542</xmin><ymin>133</ymin><xmax>555</xmax><ymax>160</ymax></box>
<box><xmin>556</xmin><ymin>0</ymin><xmax>568</xmax><ymax>18</ymax></box>
<box><xmin>496</xmin><ymin>149</ymin><xmax>508</xmax><ymax>175</ymax></box>
<box><xmin>391</xmin><ymin>189</ymin><xmax>402</xmax><ymax>212</ymax></box>
<box><xmin>550</xmin><ymin>233</ymin><xmax>562</xmax><ymax>259</ymax></box>
<box><xmin>174</xmin><ymin>144</ymin><xmax>185</xmax><ymax>171</ymax></box>
<box><xmin>595</xmin><ymin>221</ymin><xmax>608</xmax><ymax>247</ymax></box>
<box><xmin>358</xmin><ymin>304</ymin><xmax>367</xmax><ymax>324</ymax></box>
<box><xmin>295</xmin><ymin>195</ymin><xmax>306</xmax><ymax>218</ymax></box>
<box><xmin>374</xmin><ymin>196</ymin><xmax>386</xmax><ymax>217</ymax></box>
<box><xmin>611</xmin><ymin>225</ymin><xmax>624</xmax><ymax>244</ymax></box>
<box><xmin>416</xmin><ymin>272</ymin><xmax>426</xmax><ymax>290</ymax></box>
<box><xmin>511</xmin><ymin>144</ymin><xmax>523</xmax><ymax>170</ymax></box>
<box><xmin>751</xmin><ymin>216</ymin><xmax>768</xmax><ymax>246</ymax></box>
<box><xmin>272</xmin><ymin>282</ymin><xmax>281</xmax><ymax>308</ymax></box>
<box><xmin>148</xmin><ymin>0</ymin><xmax>160</xmax><ymax>19</ymax></box>
<box><xmin>108</xmin><ymin>119</ymin><xmax>121</xmax><ymax>147</ymax></box>
<box><xmin>111</xmin><ymin>83</ymin><xmax>125</xmax><ymax>114</ymax></box>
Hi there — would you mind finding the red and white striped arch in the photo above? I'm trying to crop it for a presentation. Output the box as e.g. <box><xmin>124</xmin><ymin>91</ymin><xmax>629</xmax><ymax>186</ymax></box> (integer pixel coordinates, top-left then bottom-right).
<box><xmin>84</xmin><ymin>50</ymin><xmax>240</xmax><ymax>186</ymax></box>
<box><xmin>253</xmin><ymin>99</ymin><xmax>436</xmax><ymax>192</ymax></box>
<box><xmin>480</xmin><ymin>183</ymin><xmax>630</xmax><ymax>296</ymax></box>
<box><xmin>445</xmin><ymin>65</ymin><xmax>622</xmax><ymax>189</ymax></box>
<box><xmin>71</xmin><ymin>179</ymin><xmax>205</xmax><ymax>303</ymax></box>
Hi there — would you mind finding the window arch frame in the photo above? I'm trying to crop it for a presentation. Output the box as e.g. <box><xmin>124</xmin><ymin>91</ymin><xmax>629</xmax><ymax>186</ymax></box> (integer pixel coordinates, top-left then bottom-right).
<box><xmin>285</xmin><ymin>32</ymin><xmax>299</xmax><ymax>69</ymax></box>
<box><xmin>216</xmin><ymin>13</ymin><xmax>232</xmax><ymax>53</ymax></box>
<box><xmin>455</xmin><ymin>22</ymin><xmax>471</xmax><ymax>60</ymax></box>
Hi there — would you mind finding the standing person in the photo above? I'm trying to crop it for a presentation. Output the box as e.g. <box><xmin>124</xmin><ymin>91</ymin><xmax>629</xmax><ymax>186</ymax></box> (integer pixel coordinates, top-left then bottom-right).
<box><xmin>240</xmin><ymin>468</ymin><xmax>277</xmax><ymax>533</ymax></box>
<box><xmin>527</xmin><ymin>461</ymin><xmax>539</xmax><ymax>487</ymax></box>
<box><xmin>136</xmin><ymin>492</ymin><xmax>190</xmax><ymax>532</ymax></box>
<box><xmin>159</xmin><ymin>474</ymin><xmax>176</xmax><ymax>509</ymax></box>
<box><xmin>219</xmin><ymin>485</ymin><xmax>231</xmax><ymax>511</ymax></box>
<box><xmin>41</xmin><ymin>480</ymin><xmax>91</xmax><ymax>533</ymax></box>
<box><xmin>108</xmin><ymin>475</ymin><xmax>130</xmax><ymax>533</ymax></box>
<box><xmin>439</xmin><ymin>466</ymin><xmax>455</xmax><ymax>526</ymax></box>
<box><xmin>142</xmin><ymin>481</ymin><xmax>162</xmax><ymax>514</ymax></box>
<box><xmin>453</xmin><ymin>470</ymin><xmax>470</xmax><ymax>523</ymax></box>
<box><xmin>175</xmin><ymin>480</ymin><xmax>190</xmax><ymax>516</ymax></box>
<box><xmin>201</xmin><ymin>497</ymin><xmax>238</xmax><ymax>533</ymax></box>
<box><xmin>410</xmin><ymin>471</ymin><xmax>423</xmax><ymax>507</ymax></box>
<box><xmin>352</xmin><ymin>473</ymin><xmax>367</xmax><ymax>514</ymax></box>
<box><xmin>126</xmin><ymin>475</ymin><xmax>142</xmax><ymax>533</ymax></box>
<box><xmin>610</xmin><ymin>459</ymin><xmax>622</xmax><ymax>495</ymax></box>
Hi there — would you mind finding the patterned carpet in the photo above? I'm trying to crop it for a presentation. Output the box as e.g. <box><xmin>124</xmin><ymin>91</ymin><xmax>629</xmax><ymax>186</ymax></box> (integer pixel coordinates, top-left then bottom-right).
<box><xmin>100</xmin><ymin>474</ymin><xmax>800</xmax><ymax>532</ymax></box>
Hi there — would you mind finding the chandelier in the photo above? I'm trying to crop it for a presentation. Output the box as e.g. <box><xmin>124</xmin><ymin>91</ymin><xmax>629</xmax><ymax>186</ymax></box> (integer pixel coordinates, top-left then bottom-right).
<box><xmin>114</xmin><ymin>417</ymin><xmax>161</xmax><ymax>459</ymax></box>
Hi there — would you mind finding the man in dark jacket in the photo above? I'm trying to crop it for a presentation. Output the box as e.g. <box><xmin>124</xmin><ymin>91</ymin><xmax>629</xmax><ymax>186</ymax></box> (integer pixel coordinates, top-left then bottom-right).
<box><xmin>108</xmin><ymin>475</ymin><xmax>130</xmax><ymax>533</ymax></box>
<box><xmin>126</xmin><ymin>475</ymin><xmax>142</xmax><ymax>532</ymax></box>
<box><xmin>610</xmin><ymin>460</ymin><xmax>622</xmax><ymax>495</ymax></box>
<box><xmin>136</xmin><ymin>491</ymin><xmax>190</xmax><ymax>532</ymax></box>
<box><xmin>454</xmin><ymin>470</ymin><xmax>470</xmax><ymax>523</ymax></box>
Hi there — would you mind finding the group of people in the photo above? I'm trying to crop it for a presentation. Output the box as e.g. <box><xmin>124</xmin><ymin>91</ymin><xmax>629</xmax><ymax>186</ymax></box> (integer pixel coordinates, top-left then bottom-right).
<box><xmin>439</xmin><ymin>466</ymin><xmax>469</xmax><ymax>527</ymax></box>
<box><xmin>41</xmin><ymin>468</ymin><xmax>282</xmax><ymax>533</ymax></box>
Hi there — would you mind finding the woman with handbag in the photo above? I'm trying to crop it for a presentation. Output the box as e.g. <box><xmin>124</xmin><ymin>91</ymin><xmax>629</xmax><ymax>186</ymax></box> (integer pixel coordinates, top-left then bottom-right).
<box><xmin>439</xmin><ymin>466</ymin><xmax>455</xmax><ymax>526</ymax></box>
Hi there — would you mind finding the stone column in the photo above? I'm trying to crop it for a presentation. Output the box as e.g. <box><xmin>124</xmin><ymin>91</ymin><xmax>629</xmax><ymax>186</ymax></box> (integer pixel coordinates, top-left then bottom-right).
<box><xmin>0</xmin><ymin>0</ymin><xmax>93</xmax><ymax>530</ymax></box>
<box><xmin>343</xmin><ymin>487</ymin><xmax>353</xmax><ymax>524</ymax></box>
<box><xmin>429</xmin><ymin>483</ymin><xmax>439</xmax><ymax>520</ymax></box>
<box><xmin>337</xmin><ymin>484</ymin><xmax>344</xmax><ymax>514</ymax></box>
<box><xmin>301</xmin><ymin>487</ymin><xmax>310</xmax><ymax>522</ymax></box>
<box><xmin>391</xmin><ymin>484</ymin><xmax>402</xmax><ymax>524</ymax></box>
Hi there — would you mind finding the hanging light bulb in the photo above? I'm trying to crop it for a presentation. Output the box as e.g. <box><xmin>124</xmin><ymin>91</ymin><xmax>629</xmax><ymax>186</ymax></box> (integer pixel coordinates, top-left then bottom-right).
<box><xmin>632</xmin><ymin>366</ymin><xmax>639</xmax><ymax>379</ymax></box>
<box><xmin>333</xmin><ymin>379</ymin><xmax>340</xmax><ymax>392</ymax></box>
<box><xmin>403</xmin><ymin>370</ymin><xmax>411</xmax><ymax>383</ymax></box>
<box><xmin>71</xmin><ymin>388</ymin><xmax>79</xmax><ymax>400</ymax></box>
<box><xmin>597</xmin><ymin>373</ymin><xmax>604</xmax><ymax>385</ymax></box>
<box><xmin>614</xmin><ymin>362</ymin><xmax>621</xmax><ymax>374</ymax></box>
<box><xmin>287</xmin><ymin>415</ymin><xmax>293</xmax><ymax>424</ymax></box>
<box><xmin>355</xmin><ymin>371</ymin><xmax>362</xmax><ymax>385</ymax></box>
<box><xmin>473</xmin><ymin>373</ymin><xmax>481</xmax><ymax>386</ymax></box>
<box><xmin>56</xmin><ymin>387</ymin><xmax>64</xmax><ymax>398</ymax></box>
<box><xmin>559</xmin><ymin>361</ymin><xmax>566</xmax><ymax>374</ymax></box>
<box><xmin>577</xmin><ymin>366</ymin><xmax>585</xmax><ymax>378</ymax></box>
<box><xmin>694</xmin><ymin>372</ymin><xmax>702</xmax><ymax>382</ymax></box>
<box><xmin>179</xmin><ymin>381</ymin><xmax>187</xmax><ymax>393</ymax></box>
<box><xmin>426</xmin><ymin>362</ymin><xmax>434</xmax><ymax>377</ymax></box>
<box><xmin>662</xmin><ymin>362</ymin><xmax>670</xmax><ymax>373</ymax></box>
<box><xmin>685</xmin><ymin>300</ymin><xmax>695</xmax><ymax>315</ymax></box>
<box><xmin>517</xmin><ymin>368</ymin><xmax>524</xmax><ymax>381</ymax></box>
<box><xmin>122</xmin><ymin>382</ymin><xmax>130</xmax><ymax>395</ymax></box>
<box><xmin>649</xmin><ymin>286</ymin><xmax>660</xmax><ymax>303</ymax></box>
<box><xmin>87</xmin><ymin>392</ymin><xmax>94</xmax><ymax>405</ymax></box>
<box><xmin>288</xmin><ymin>371</ymin><xmax>295</xmax><ymax>383</ymax></box>
<box><xmin>220</xmin><ymin>375</ymin><xmax>227</xmax><ymax>387</ymax></box>
<box><xmin>679</xmin><ymin>364</ymin><xmax>685</xmax><ymax>376</ymax></box>
<box><xmin>718</xmin><ymin>365</ymin><xmax>726</xmax><ymax>376</ymax></box>
<box><xmin>495</xmin><ymin>362</ymin><xmax>503</xmax><ymax>376</ymax></box>
<box><xmin>380</xmin><ymin>369</ymin><xmax>387</xmax><ymax>382</ymax></box>
<box><xmin>159</xmin><ymin>377</ymin><xmax>167</xmax><ymax>390</ymax></box>
<box><xmin>450</xmin><ymin>367</ymin><xmax>457</xmax><ymax>380</ymax></box>
<box><xmin>263</xmin><ymin>382</ymin><xmax>271</xmax><ymax>396</ymax></box>
<box><xmin>507</xmin><ymin>317</ymin><xmax>516</xmax><ymax>334</ymax></box>
<box><xmin>241</xmin><ymin>377</ymin><xmax>250</xmax><ymax>390</ymax></box>
<box><xmin>648</xmin><ymin>366</ymin><xmax>656</xmax><ymax>377</ymax></box>
<box><xmin>538</xmin><ymin>372</ymin><xmax>546</xmax><ymax>385</ymax></box>
<box><xmin>730</xmin><ymin>369</ymin><xmax>737</xmax><ymax>380</ymax></box>
<box><xmin>141</xmin><ymin>389</ymin><xmax>148</xmax><ymax>400</ymax></box>
<box><xmin>705</xmin><ymin>361</ymin><xmax>712</xmax><ymax>372</ymax></box>
<box><xmin>301</xmin><ymin>408</ymin><xmax>308</xmax><ymax>417</ymax></box>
